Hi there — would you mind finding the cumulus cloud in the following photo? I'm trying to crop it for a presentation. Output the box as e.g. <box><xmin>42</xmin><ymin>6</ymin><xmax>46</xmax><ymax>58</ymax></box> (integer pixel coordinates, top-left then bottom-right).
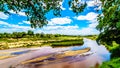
<box><xmin>64</xmin><ymin>12</ymin><xmax>99</xmax><ymax>35</ymax></box>
<box><xmin>35</xmin><ymin>12</ymin><xmax>99</xmax><ymax>35</ymax></box>
<box><xmin>43</xmin><ymin>25</ymin><xmax>79</xmax><ymax>30</ymax></box>
<box><xmin>87</xmin><ymin>0</ymin><xmax>96</xmax><ymax>7</ymax></box>
<box><xmin>74</xmin><ymin>12</ymin><xmax>99</xmax><ymax>29</ymax></box>
<box><xmin>23</xmin><ymin>21</ymin><xmax>30</xmax><ymax>24</ymax></box>
<box><xmin>48</xmin><ymin>17</ymin><xmax>72</xmax><ymax>25</ymax></box>
<box><xmin>74</xmin><ymin>12</ymin><xmax>98</xmax><ymax>21</ymax></box>
<box><xmin>9</xmin><ymin>10</ymin><xmax>26</xmax><ymax>16</ymax></box>
<box><xmin>0</xmin><ymin>12</ymin><xmax>9</xmax><ymax>19</ymax></box>
<box><xmin>0</xmin><ymin>20</ymin><xmax>99</xmax><ymax>35</ymax></box>
<box><xmin>0</xmin><ymin>21</ymin><xmax>9</xmax><ymax>25</ymax></box>
<box><xmin>86</xmin><ymin>0</ymin><xmax>102</xmax><ymax>11</ymax></box>
<box><xmin>89</xmin><ymin>22</ymin><xmax>98</xmax><ymax>28</ymax></box>
<box><xmin>34</xmin><ymin>23</ymin><xmax>99</xmax><ymax>35</ymax></box>
<box><xmin>35</xmin><ymin>27</ymin><xmax>99</xmax><ymax>35</ymax></box>
<box><xmin>87</xmin><ymin>0</ymin><xmax>102</xmax><ymax>7</ymax></box>
<box><xmin>0</xmin><ymin>21</ymin><xmax>33</xmax><ymax>31</ymax></box>
<box><xmin>18</xmin><ymin>21</ymin><xmax>30</xmax><ymax>24</ymax></box>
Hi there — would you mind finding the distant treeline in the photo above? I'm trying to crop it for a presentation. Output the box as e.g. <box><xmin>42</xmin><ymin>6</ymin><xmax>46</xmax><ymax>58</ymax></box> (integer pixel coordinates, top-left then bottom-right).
<box><xmin>0</xmin><ymin>30</ymin><xmax>63</xmax><ymax>39</ymax></box>
<box><xmin>0</xmin><ymin>30</ymin><xmax>87</xmax><ymax>39</ymax></box>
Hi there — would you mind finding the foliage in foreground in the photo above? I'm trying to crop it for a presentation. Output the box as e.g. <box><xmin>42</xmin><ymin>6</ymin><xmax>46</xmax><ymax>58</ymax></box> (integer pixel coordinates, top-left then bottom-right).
<box><xmin>0</xmin><ymin>0</ymin><xmax>87</xmax><ymax>28</ymax></box>
<box><xmin>100</xmin><ymin>58</ymin><xmax>120</xmax><ymax>68</ymax></box>
<box><xmin>100</xmin><ymin>42</ymin><xmax>120</xmax><ymax>68</ymax></box>
<box><xmin>97</xmin><ymin>0</ymin><xmax>120</xmax><ymax>45</ymax></box>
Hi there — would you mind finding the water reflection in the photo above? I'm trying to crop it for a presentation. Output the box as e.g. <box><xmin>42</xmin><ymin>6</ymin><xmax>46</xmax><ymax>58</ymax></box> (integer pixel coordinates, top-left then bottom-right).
<box><xmin>71</xmin><ymin>38</ymin><xmax>111</xmax><ymax>61</ymax></box>
<box><xmin>13</xmin><ymin>38</ymin><xmax>111</xmax><ymax>68</ymax></box>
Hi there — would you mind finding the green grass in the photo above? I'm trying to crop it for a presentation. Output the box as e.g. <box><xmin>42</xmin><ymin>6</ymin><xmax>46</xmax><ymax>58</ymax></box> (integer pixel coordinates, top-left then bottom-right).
<box><xmin>83</xmin><ymin>35</ymin><xmax>98</xmax><ymax>40</ymax></box>
<box><xmin>100</xmin><ymin>58</ymin><xmax>120</xmax><ymax>68</ymax></box>
<box><xmin>50</xmin><ymin>39</ymin><xmax>84</xmax><ymax>47</ymax></box>
<box><xmin>99</xmin><ymin>41</ymin><xmax>120</xmax><ymax>68</ymax></box>
<box><xmin>0</xmin><ymin>36</ymin><xmax>83</xmax><ymax>50</ymax></box>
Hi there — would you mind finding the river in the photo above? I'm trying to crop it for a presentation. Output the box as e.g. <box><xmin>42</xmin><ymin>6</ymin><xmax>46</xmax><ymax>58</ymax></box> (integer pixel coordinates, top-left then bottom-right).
<box><xmin>0</xmin><ymin>38</ymin><xmax>110</xmax><ymax>68</ymax></box>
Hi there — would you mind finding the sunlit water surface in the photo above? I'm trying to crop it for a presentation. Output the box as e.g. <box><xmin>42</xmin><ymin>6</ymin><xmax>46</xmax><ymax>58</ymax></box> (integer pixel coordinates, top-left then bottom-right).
<box><xmin>0</xmin><ymin>38</ymin><xmax>111</xmax><ymax>68</ymax></box>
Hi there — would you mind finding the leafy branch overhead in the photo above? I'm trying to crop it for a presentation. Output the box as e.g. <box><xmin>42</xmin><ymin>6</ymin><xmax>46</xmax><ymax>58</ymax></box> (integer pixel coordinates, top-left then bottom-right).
<box><xmin>96</xmin><ymin>0</ymin><xmax>120</xmax><ymax>44</ymax></box>
<box><xmin>0</xmin><ymin>0</ymin><xmax>87</xmax><ymax>28</ymax></box>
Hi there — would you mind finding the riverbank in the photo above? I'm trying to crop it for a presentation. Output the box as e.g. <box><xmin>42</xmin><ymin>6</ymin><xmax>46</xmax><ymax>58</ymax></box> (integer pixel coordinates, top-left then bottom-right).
<box><xmin>0</xmin><ymin>36</ymin><xmax>83</xmax><ymax>50</ymax></box>
<box><xmin>0</xmin><ymin>38</ymin><xmax>110</xmax><ymax>68</ymax></box>
<box><xmin>0</xmin><ymin>46</ymin><xmax>90</xmax><ymax>68</ymax></box>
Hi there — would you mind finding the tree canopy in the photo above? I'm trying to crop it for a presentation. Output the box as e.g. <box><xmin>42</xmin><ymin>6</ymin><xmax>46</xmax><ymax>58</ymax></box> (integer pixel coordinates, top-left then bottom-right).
<box><xmin>0</xmin><ymin>0</ymin><xmax>87</xmax><ymax>28</ymax></box>
<box><xmin>96</xmin><ymin>0</ymin><xmax>120</xmax><ymax>45</ymax></box>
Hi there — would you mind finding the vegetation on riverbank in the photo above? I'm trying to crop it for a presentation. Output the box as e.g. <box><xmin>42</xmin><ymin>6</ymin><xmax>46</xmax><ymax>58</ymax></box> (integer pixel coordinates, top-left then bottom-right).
<box><xmin>47</xmin><ymin>39</ymin><xmax>83</xmax><ymax>47</ymax></box>
<box><xmin>100</xmin><ymin>57</ymin><xmax>120</xmax><ymax>68</ymax></box>
<box><xmin>0</xmin><ymin>31</ymin><xmax>83</xmax><ymax>50</ymax></box>
<box><xmin>1</xmin><ymin>31</ymin><xmax>119</xmax><ymax>68</ymax></box>
<box><xmin>82</xmin><ymin>35</ymin><xmax>98</xmax><ymax>40</ymax></box>
<box><xmin>99</xmin><ymin>42</ymin><xmax>120</xmax><ymax>68</ymax></box>
<box><xmin>84</xmin><ymin>35</ymin><xmax>120</xmax><ymax>68</ymax></box>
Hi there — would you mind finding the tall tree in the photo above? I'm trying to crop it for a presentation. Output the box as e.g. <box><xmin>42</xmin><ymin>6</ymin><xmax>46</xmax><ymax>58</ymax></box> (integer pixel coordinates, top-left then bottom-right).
<box><xmin>96</xmin><ymin>0</ymin><xmax>120</xmax><ymax>45</ymax></box>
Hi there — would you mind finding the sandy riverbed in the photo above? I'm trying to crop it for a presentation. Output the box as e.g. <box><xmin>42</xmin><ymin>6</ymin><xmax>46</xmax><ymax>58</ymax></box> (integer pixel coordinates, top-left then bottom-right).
<box><xmin>0</xmin><ymin>38</ymin><xmax>110</xmax><ymax>68</ymax></box>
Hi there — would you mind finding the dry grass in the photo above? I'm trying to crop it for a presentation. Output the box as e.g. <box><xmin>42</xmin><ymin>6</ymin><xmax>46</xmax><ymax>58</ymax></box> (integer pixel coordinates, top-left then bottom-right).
<box><xmin>0</xmin><ymin>56</ymin><xmax>14</xmax><ymax>60</ymax></box>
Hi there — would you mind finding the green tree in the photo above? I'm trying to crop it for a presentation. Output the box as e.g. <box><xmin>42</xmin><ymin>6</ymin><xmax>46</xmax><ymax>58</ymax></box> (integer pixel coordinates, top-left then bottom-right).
<box><xmin>40</xmin><ymin>32</ymin><xmax>45</xmax><ymax>38</ymax></box>
<box><xmin>35</xmin><ymin>33</ymin><xmax>41</xmax><ymax>38</ymax></box>
<box><xmin>0</xmin><ymin>0</ymin><xmax>86</xmax><ymax>28</ymax></box>
<box><xmin>96</xmin><ymin>0</ymin><xmax>120</xmax><ymax>45</ymax></box>
<box><xmin>27</xmin><ymin>30</ymin><xmax>34</xmax><ymax>36</ymax></box>
<box><xmin>17</xmin><ymin>32</ymin><xmax>24</xmax><ymax>38</ymax></box>
<box><xmin>21</xmin><ymin>32</ymin><xmax>27</xmax><ymax>37</ymax></box>
<box><xmin>96</xmin><ymin>1</ymin><xmax>120</xmax><ymax>67</ymax></box>
<box><xmin>0</xmin><ymin>33</ymin><xmax>4</xmax><ymax>38</ymax></box>
<box><xmin>12</xmin><ymin>32</ymin><xmax>18</xmax><ymax>39</ymax></box>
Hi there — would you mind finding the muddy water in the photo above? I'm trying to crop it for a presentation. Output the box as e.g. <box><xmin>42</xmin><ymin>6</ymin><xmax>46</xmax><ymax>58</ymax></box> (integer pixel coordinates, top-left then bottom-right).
<box><xmin>13</xmin><ymin>38</ymin><xmax>110</xmax><ymax>68</ymax></box>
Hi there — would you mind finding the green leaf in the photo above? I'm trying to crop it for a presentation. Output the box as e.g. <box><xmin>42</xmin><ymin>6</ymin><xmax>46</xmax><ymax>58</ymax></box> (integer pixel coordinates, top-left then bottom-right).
<box><xmin>116</xmin><ymin>22</ymin><xmax>120</xmax><ymax>29</ymax></box>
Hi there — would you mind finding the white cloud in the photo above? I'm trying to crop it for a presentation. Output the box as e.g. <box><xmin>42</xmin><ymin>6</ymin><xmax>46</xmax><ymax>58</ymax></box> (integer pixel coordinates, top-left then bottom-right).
<box><xmin>59</xmin><ymin>0</ymin><xmax>66</xmax><ymax>10</ymax></box>
<box><xmin>23</xmin><ymin>21</ymin><xmax>30</xmax><ymax>24</ymax></box>
<box><xmin>18</xmin><ymin>21</ymin><xmax>30</xmax><ymax>24</ymax></box>
<box><xmin>35</xmin><ymin>23</ymin><xmax>99</xmax><ymax>35</ymax></box>
<box><xmin>43</xmin><ymin>25</ymin><xmax>79</xmax><ymax>30</ymax></box>
<box><xmin>87</xmin><ymin>1</ymin><xmax>95</xmax><ymax>7</ymax></box>
<box><xmin>9</xmin><ymin>10</ymin><xmax>26</xmax><ymax>16</ymax></box>
<box><xmin>87</xmin><ymin>0</ymin><xmax>102</xmax><ymax>7</ymax></box>
<box><xmin>40</xmin><ymin>12</ymin><xmax>99</xmax><ymax>35</ymax></box>
<box><xmin>48</xmin><ymin>17</ymin><xmax>72</xmax><ymax>25</ymax></box>
<box><xmin>89</xmin><ymin>22</ymin><xmax>98</xmax><ymax>28</ymax></box>
<box><xmin>0</xmin><ymin>12</ymin><xmax>9</xmax><ymax>19</ymax></box>
<box><xmin>0</xmin><ymin>21</ymin><xmax>33</xmax><ymax>31</ymax></box>
<box><xmin>74</xmin><ymin>12</ymin><xmax>98</xmax><ymax>32</ymax></box>
<box><xmin>0</xmin><ymin>20</ymin><xmax>99</xmax><ymax>35</ymax></box>
<box><xmin>0</xmin><ymin>21</ymin><xmax>9</xmax><ymax>25</ymax></box>
<box><xmin>75</xmin><ymin>12</ymin><xmax>98</xmax><ymax>21</ymax></box>
<box><xmin>18</xmin><ymin>12</ymin><xmax>26</xmax><ymax>16</ymax></box>
<box><xmin>35</xmin><ymin>27</ymin><xmax>99</xmax><ymax>35</ymax></box>
<box><xmin>18</xmin><ymin>22</ymin><xmax>23</xmax><ymax>24</ymax></box>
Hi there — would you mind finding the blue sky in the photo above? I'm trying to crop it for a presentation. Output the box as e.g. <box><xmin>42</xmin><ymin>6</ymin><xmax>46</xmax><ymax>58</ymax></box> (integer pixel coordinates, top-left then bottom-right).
<box><xmin>0</xmin><ymin>0</ymin><xmax>102</xmax><ymax>35</ymax></box>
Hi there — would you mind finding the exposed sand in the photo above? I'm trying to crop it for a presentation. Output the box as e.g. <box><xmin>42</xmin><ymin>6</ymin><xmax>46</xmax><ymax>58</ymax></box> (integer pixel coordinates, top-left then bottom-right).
<box><xmin>0</xmin><ymin>38</ymin><xmax>110</xmax><ymax>68</ymax></box>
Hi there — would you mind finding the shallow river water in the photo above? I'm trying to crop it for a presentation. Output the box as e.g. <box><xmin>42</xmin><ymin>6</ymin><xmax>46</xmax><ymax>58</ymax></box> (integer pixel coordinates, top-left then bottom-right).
<box><xmin>0</xmin><ymin>38</ymin><xmax>110</xmax><ymax>68</ymax></box>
